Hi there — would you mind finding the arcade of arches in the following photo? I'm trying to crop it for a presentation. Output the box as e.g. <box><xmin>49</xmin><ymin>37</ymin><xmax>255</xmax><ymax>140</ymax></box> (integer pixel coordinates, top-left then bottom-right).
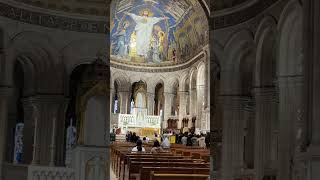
<box><xmin>0</xmin><ymin>0</ymin><xmax>319</xmax><ymax>180</ymax></box>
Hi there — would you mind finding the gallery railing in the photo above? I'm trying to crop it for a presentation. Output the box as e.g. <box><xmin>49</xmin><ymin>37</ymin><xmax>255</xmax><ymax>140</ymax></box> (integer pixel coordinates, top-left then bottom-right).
<box><xmin>118</xmin><ymin>114</ymin><xmax>160</xmax><ymax>128</ymax></box>
<box><xmin>27</xmin><ymin>165</ymin><xmax>75</xmax><ymax>180</ymax></box>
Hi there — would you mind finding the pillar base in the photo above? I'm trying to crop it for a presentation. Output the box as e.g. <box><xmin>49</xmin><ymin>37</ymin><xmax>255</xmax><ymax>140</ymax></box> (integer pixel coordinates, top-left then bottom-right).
<box><xmin>306</xmin><ymin>145</ymin><xmax>320</xmax><ymax>180</ymax></box>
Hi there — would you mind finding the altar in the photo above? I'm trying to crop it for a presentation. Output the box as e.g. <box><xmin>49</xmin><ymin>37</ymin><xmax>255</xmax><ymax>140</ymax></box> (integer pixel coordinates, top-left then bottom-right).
<box><xmin>118</xmin><ymin>108</ymin><xmax>161</xmax><ymax>136</ymax></box>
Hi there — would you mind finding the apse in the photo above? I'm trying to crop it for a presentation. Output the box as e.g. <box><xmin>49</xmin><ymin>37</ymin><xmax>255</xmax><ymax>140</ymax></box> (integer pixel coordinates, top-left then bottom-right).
<box><xmin>110</xmin><ymin>0</ymin><xmax>208</xmax><ymax>66</ymax></box>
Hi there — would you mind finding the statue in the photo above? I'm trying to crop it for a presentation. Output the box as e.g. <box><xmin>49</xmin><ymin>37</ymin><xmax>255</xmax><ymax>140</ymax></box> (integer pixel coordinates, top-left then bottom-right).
<box><xmin>66</xmin><ymin>118</ymin><xmax>77</xmax><ymax>150</ymax></box>
<box><xmin>13</xmin><ymin>123</ymin><xmax>24</xmax><ymax>164</ymax></box>
<box><xmin>113</xmin><ymin>99</ymin><xmax>118</xmax><ymax>114</ymax></box>
<box><xmin>130</xmin><ymin>99</ymin><xmax>135</xmax><ymax>114</ymax></box>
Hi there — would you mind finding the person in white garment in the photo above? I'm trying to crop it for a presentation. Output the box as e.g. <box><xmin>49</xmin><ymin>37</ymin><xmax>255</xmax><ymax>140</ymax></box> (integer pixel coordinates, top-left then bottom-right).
<box><xmin>125</xmin><ymin>10</ymin><xmax>168</xmax><ymax>57</ymax></box>
<box><xmin>131</xmin><ymin>139</ymin><xmax>146</xmax><ymax>152</ymax></box>
<box><xmin>161</xmin><ymin>136</ymin><xmax>171</xmax><ymax>149</ymax></box>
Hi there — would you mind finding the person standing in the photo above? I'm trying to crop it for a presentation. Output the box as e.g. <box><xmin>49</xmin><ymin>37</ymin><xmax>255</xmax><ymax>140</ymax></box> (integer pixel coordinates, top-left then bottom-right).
<box><xmin>186</xmin><ymin>133</ymin><xmax>192</xmax><ymax>146</ymax></box>
<box><xmin>110</xmin><ymin>129</ymin><xmax>116</xmax><ymax>144</ymax></box>
<box><xmin>205</xmin><ymin>132</ymin><xmax>210</xmax><ymax>148</ymax></box>
<box><xmin>197</xmin><ymin>134</ymin><xmax>206</xmax><ymax>148</ymax></box>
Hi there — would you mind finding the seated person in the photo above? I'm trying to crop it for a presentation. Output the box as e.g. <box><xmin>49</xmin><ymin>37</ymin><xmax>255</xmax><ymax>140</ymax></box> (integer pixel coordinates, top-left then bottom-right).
<box><xmin>161</xmin><ymin>137</ymin><xmax>171</xmax><ymax>149</ymax></box>
<box><xmin>143</xmin><ymin>136</ymin><xmax>150</xmax><ymax>144</ymax></box>
<box><xmin>197</xmin><ymin>134</ymin><xmax>206</xmax><ymax>148</ymax></box>
<box><xmin>191</xmin><ymin>135</ymin><xmax>198</xmax><ymax>146</ymax></box>
<box><xmin>181</xmin><ymin>133</ymin><xmax>188</xmax><ymax>145</ymax></box>
<box><xmin>131</xmin><ymin>139</ymin><xmax>145</xmax><ymax>152</ymax></box>
<box><xmin>151</xmin><ymin>140</ymin><xmax>164</xmax><ymax>153</ymax></box>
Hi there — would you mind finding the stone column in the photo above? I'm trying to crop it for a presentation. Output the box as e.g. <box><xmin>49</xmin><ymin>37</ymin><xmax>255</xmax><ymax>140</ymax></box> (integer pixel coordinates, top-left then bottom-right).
<box><xmin>22</xmin><ymin>95</ymin><xmax>67</xmax><ymax>166</ymax></box>
<box><xmin>243</xmin><ymin>104</ymin><xmax>255</xmax><ymax>170</ymax></box>
<box><xmin>110</xmin><ymin>88</ymin><xmax>115</xmax><ymax>113</ymax></box>
<box><xmin>163</xmin><ymin>92</ymin><xmax>174</xmax><ymax>129</ymax></box>
<box><xmin>220</xmin><ymin>95</ymin><xmax>245</xmax><ymax>180</ymax></box>
<box><xmin>253</xmin><ymin>87</ymin><xmax>277</xmax><ymax>180</ymax></box>
<box><xmin>278</xmin><ymin>76</ymin><xmax>303</xmax><ymax>180</ymax></box>
<box><xmin>190</xmin><ymin>88</ymin><xmax>197</xmax><ymax>117</ymax></box>
<box><xmin>119</xmin><ymin>91</ymin><xmax>129</xmax><ymax>114</ymax></box>
<box><xmin>0</xmin><ymin>88</ymin><xmax>11</xmax><ymax>180</ymax></box>
<box><xmin>304</xmin><ymin>1</ymin><xmax>320</xmax><ymax>179</ymax></box>
<box><xmin>49</xmin><ymin>117</ymin><xmax>57</xmax><ymax>166</ymax></box>
<box><xmin>197</xmin><ymin>85</ymin><xmax>206</xmax><ymax>129</ymax></box>
<box><xmin>21</xmin><ymin>98</ymin><xmax>36</xmax><ymax>165</ymax></box>
<box><xmin>178</xmin><ymin>91</ymin><xmax>187</xmax><ymax>129</ymax></box>
<box><xmin>147</xmin><ymin>92</ymin><xmax>155</xmax><ymax>115</ymax></box>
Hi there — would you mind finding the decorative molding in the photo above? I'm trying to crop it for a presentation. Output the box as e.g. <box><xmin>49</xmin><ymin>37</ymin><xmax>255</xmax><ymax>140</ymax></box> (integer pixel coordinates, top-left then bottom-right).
<box><xmin>213</xmin><ymin>0</ymin><xmax>279</xmax><ymax>29</ymax></box>
<box><xmin>0</xmin><ymin>0</ymin><xmax>279</xmax><ymax>33</ymax></box>
<box><xmin>110</xmin><ymin>52</ymin><xmax>205</xmax><ymax>73</ymax></box>
<box><xmin>0</xmin><ymin>2</ymin><xmax>109</xmax><ymax>33</ymax></box>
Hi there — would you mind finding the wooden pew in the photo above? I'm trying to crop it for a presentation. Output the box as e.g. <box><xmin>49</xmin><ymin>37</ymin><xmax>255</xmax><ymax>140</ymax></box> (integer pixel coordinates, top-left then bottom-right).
<box><xmin>128</xmin><ymin>161</ymin><xmax>209</xmax><ymax>180</ymax></box>
<box><xmin>150</xmin><ymin>172</ymin><xmax>209</xmax><ymax>180</ymax></box>
<box><xmin>111</xmin><ymin>142</ymin><xmax>210</xmax><ymax>180</ymax></box>
<box><xmin>140</xmin><ymin>167</ymin><xmax>210</xmax><ymax>180</ymax></box>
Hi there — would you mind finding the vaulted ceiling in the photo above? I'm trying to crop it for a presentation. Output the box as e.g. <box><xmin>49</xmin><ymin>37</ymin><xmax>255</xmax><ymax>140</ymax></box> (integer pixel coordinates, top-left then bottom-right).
<box><xmin>214</xmin><ymin>0</ymin><xmax>249</xmax><ymax>10</ymax></box>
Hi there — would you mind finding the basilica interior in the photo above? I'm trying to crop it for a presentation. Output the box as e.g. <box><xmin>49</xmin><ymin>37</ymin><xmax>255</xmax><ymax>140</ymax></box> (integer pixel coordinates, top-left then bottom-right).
<box><xmin>0</xmin><ymin>0</ymin><xmax>319</xmax><ymax>180</ymax></box>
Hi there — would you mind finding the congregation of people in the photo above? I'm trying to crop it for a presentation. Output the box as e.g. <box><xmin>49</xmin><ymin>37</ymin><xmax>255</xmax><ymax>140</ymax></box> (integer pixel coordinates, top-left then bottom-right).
<box><xmin>125</xmin><ymin>131</ymin><xmax>210</xmax><ymax>153</ymax></box>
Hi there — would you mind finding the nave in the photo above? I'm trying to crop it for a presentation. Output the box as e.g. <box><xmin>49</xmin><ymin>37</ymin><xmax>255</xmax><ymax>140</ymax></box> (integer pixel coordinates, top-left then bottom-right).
<box><xmin>110</xmin><ymin>141</ymin><xmax>210</xmax><ymax>180</ymax></box>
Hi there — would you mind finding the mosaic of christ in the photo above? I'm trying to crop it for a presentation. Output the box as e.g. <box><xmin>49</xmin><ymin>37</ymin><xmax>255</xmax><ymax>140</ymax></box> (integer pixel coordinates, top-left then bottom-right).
<box><xmin>110</xmin><ymin>0</ymin><xmax>209</xmax><ymax>64</ymax></box>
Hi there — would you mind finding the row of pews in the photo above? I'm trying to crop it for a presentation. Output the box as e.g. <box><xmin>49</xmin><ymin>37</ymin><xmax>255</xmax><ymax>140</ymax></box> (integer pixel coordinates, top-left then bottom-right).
<box><xmin>111</xmin><ymin>142</ymin><xmax>211</xmax><ymax>180</ymax></box>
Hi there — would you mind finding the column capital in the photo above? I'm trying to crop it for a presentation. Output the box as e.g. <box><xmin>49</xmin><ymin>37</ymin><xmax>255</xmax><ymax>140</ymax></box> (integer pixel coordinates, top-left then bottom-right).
<box><xmin>22</xmin><ymin>95</ymin><xmax>68</xmax><ymax>116</ymax></box>
<box><xmin>277</xmin><ymin>75</ymin><xmax>304</xmax><ymax>86</ymax></box>
<box><xmin>178</xmin><ymin>90</ymin><xmax>188</xmax><ymax>94</ymax></box>
<box><xmin>118</xmin><ymin>90</ymin><xmax>129</xmax><ymax>94</ymax></box>
<box><xmin>218</xmin><ymin>95</ymin><xmax>250</xmax><ymax>110</ymax></box>
<box><xmin>253</xmin><ymin>87</ymin><xmax>278</xmax><ymax>103</ymax></box>
<box><xmin>146</xmin><ymin>92</ymin><xmax>155</xmax><ymax>97</ymax></box>
<box><xmin>22</xmin><ymin>95</ymin><xmax>67</xmax><ymax>105</ymax></box>
<box><xmin>0</xmin><ymin>87</ymin><xmax>13</xmax><ymax>98</ymax></box>
<box><xmin>118</xmin><ymin>87</ymin><xmax>130</xmax><ymax>93</ymax></box>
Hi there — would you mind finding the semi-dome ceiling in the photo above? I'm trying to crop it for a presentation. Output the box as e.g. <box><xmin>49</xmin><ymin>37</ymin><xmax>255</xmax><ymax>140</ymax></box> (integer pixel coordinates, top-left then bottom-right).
<box><xmin>110</xmin><ymin>0</ymin><xmax>209</xmax><ymax>67</ymax></box>
<box><xmin>214</xmin><ymin>0</ymin><xmax>250</xmax><ymax>10</ymax></box>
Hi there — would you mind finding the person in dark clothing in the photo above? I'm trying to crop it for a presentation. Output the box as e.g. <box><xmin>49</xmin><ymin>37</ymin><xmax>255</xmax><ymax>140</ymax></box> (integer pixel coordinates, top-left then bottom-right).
<box><xmin>131</xmin><ymin>132</ymin><xmax>137</xmax><ymax>143</ymax></box>
<box><xmin>131</xmin><ymin>139</ymin><xmax>145</xmax><ymax>152</ymax></box>
<box><xmin>128</xmin><ymin>131</ymin><xmax>132</xmax><ymax>142</ymax></box>
<box><xmin>175</xmin><ymin>133</ymin><xmax>179</xmax><ymax>144</ymax></box>
<box><xmin>205</xmin><ymin>132</ymin><xmax>210</xmax><ymax>148</ymax></box>
<box><xmin>186</xmin><ymin>134</ymin><xmax>192</xmax><ymax>146</ymax></box>
<box><xmin>177</xmin><ymin>133</ymin><xmax>182</xmax><ymax>144</ymax></box>
<box><xmin>110</xmin><ymin>129</ymin><xmax>116</xmax><ymax>143</ymax></box>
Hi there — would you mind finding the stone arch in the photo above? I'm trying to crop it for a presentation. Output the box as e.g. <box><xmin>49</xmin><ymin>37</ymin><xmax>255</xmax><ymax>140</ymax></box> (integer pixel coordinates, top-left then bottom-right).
<box><xmin>178</xmin><ymin>71</ymin><xmax>190</xmax><ymax>92</ymax></box>
<box><xmin>111</xmin><ymin>71</ymin><xmax>130</xmax><ymax>91</ymax></box>
<box><xmin>61</xmin><ymin>38</ymin><xmax>107</xmax><ymax>76</ymax></box>
<box><xmin>276</xmin><ymin>1</ymin><xmax>303</xmax><ymax>180</ymax></box>
<box><xmin>0</xmin><ymin>26</ymin><xmax>10</xmax><ymax>85</ymax></box>
<box><xmin>222</xmin><ymin>29</ymin><xmax>255</xmax><ymax>94</ymax></box>
<box><xmin>8</xmin><ymin>31</ymin><xmax>63</xmax><ymax>95</ymax></box>
<box><xmin>254</xmin><ymin>15</ymin><xmax>278</xmax><ymax>87</ymax></box>
<box><xmin>166</xmin><ymin>77</ymin><xmax>180</xmax><ymax>93</ymax></box>
<box><xmin>198</xmin><ymin>0</ymin><xmax>210</xmax><ymax>18</ymax></box>
<box><xmin>277</xmin><ymin>0</ymin><xmax>303</xmax><ymax>77</ymax></box>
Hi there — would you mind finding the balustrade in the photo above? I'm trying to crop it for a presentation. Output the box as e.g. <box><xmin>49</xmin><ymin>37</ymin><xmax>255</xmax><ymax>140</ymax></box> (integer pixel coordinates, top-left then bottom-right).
<box><xmin>27</xmin><ymin>165</ymin><xmax>75</xmax><ymax>180</ymax></box>
<box><xmin>118</xmin><ymin>114</ymin><xmax>160</xmax><ymax>128</ymax></box>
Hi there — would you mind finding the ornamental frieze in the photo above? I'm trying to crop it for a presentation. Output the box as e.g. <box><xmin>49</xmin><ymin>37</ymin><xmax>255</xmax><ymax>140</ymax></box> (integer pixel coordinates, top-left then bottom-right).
<box><xmin>110</xmin><ymin>53</ymin><xmax>205</xmax><ymax>73</ymax></box>
<box><xmin>0</xmin><ymin>2</ymin><xmax>109</xmax><ymax>33</ymax></box>
<box><xmin>0</xmin><ymin>0</ymin><xmax>279</xmax><ymax>33</ymax></box>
